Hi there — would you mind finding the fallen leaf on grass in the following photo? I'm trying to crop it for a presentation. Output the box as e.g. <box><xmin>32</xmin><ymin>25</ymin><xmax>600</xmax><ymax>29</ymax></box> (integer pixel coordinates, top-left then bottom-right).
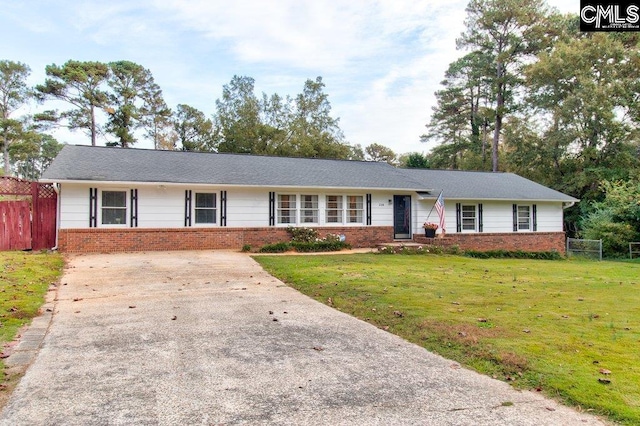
<box><xmin>599</xmin><ymin>368</ymin><xmax>611</xmax><ymax>375</ymax></box>
<box><xmin>477</xmin><ymin>318</ymin><xmax>488</xmax><ymax>323</ymax></box>
<box><xmin>598</xmin><ymin>378</ymin><xmax>611</xmax><ymax>384</ymax></box>
<box><xmin>393</xmin><ymin>310</ymin><xmax>404</xmax><ymax>317</ymax></box>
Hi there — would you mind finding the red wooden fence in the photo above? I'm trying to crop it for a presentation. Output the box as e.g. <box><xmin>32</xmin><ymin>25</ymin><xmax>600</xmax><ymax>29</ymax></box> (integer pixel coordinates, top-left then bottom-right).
<box><xmin>0</xmin><ymin>201</ymin><xmax>32</xmax><ymax>250</ymax></box>
<box><xmin>0</xmin><ymin>177</ymin><xmax>57</xmax><ymax>251</ymax></box>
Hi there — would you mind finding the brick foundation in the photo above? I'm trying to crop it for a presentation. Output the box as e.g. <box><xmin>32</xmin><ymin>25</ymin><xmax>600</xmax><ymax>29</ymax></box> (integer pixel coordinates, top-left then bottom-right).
<box><xmin>413</xmin><ymin>231</ymin><xmax>566</xmax><ymax>254</ymax></box>
<box><xmin>58</xmin><ymin>226</ymin><xmax>395</xmax><ymax>253</ymax></box>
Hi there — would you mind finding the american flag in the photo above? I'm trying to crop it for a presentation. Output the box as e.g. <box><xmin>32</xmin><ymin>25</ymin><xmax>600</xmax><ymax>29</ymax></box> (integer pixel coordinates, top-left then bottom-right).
<box><xmin>435</xmin><ymin>192</ymin><xmax>445</xmax><ymax>232</ymax></box>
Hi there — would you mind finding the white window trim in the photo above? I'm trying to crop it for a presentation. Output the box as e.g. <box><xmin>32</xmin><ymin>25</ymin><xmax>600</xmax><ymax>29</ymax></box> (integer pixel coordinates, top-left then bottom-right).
<box><xmin>325</xmin><ymin>195</ymin><xmax>345</xmax><ymax>224</ymax></box>
<box><xmin>192</xmin><ymin>191</ymin><xmax>218</xmax><ymax>227</ymax></box>
<box><xmin>99</xmin><ymin>189</ymin><xmax>128</xmax><ymax>227</ymax></box>
<box><xmin>275</xmin><ymin>193</ymin><xmax>367</xmax><ymax>227</ymax></box>
<box><xmin>277</xmin><ymin>193</ymin><xmax>298</xmax><ymax>225</ymax></box>
<box><xmin>517</xmin><ymin>205</ymin><xmax>531</xmax><ymax>231</ymax></box>
<box><xmin>461</xmin><ymin>204</ymin><xmax>477</xmax><ymax>233</ymax></box>
<box><xmin>300</xmin><ymin>194</ymin><xmax>319</xmax><ymax>225</ymax></box>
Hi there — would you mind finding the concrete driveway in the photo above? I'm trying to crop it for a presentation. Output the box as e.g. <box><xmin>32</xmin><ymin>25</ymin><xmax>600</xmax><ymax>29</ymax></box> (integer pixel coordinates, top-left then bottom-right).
<box><xmin>0</xmin><ymin>251</ymin><xmax>605</xmax><ymax>425</ymax></box>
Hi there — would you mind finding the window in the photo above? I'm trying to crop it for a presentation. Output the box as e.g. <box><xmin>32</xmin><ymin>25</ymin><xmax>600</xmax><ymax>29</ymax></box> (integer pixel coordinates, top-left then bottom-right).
<box><xmin>326</xmin><ymin>195</ymin><xmax>343</xmax><ymax>223</ymax></box>
<box><xmin>347</xmin><ymin>196</ymin><xmax>364</xmax><ymax>224</ymax></box>
<box><xmin>300</xmin><ymin>195</ymin><xmax>318</xmax><ymax>224</ymax></box>
<box><xmin>278</xmin><ymin>194</ymin><xmax>296</xmax><ymax>224</ymax></box>
<box><xmin>518</xmin><ymin>205</ymin><xmax>531</xmax><ymax>230</ymax></box>
<box><xmin>195</xmin><ymin>193</ymin><xmax>216</xmax><ymax>224</ymax></box>
<box><xmin>101</xmin><ymin>191</ymin><xmax>127</xmax><ymax>225</ymax></box>
<box><xmin>461</xmin><ymin>205</ymin><xmax>476</xmax><ymax>231</ymax></box>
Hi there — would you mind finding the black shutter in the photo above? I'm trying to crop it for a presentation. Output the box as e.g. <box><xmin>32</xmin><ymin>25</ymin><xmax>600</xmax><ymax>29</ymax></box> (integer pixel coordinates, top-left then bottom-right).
<box><xmin>269</xmin><ymin>192</ymin><xmax>276</xmax><ymax>226</ymax></box>
<box><xmin>532</xmin><ymin>204</ymin><xmax>537</xmax><ymax>231</ymax></box>
<box><xmin>366</xmin><ymin>194</ymin><xmax>372</xmax><ymax>225</ymax></box>
<box><xmin>220</xmin><ymin>191</ymin><xmax>227</xmax><ymax>226</ymax></box>
<box><xmin>89</xmin><ymin>188</ymin><xmax>98</xmax><ymax>228</ymax></box>
<box><xmin>513</xmin><ymin>204</ymin><xmax>518</xmax><ymax>232</ymax></box>
<box><xmin>478</xmin><ymin>203</ymin><xmax>483</xmax><ymax>233</ymax></box>
<box><xmin>185</xmin><ymin>190</ymin><xmax>192</xmax><ymax>227</ymax></box>
<box><xmin>130</xmin><ymin>189</ymin><xmax>138</xmax><ymax>228</ymax></box>
<box><xmin>456</xmin><ymin>203</ymin><xmax>461</xmax><ymax>233</ymax></box>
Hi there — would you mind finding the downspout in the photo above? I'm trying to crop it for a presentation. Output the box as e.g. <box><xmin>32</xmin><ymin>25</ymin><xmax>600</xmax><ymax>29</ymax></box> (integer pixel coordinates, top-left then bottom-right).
<box><xmin>52</xmin><ymin>183</ymin><xmax>61</xmax><ymax>250</ymax></box>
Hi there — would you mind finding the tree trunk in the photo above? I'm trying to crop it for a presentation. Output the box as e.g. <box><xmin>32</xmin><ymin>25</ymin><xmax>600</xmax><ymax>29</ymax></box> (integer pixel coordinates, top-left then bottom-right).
<box><xmin>3</xmin><ymin>133</ymin><xmax>10</xmax><ymax>175</ymax></box>
<box><xmin>493</xmin><ymin>61</ymin><xmax>504</xmax><ymax>172</ymax></box>
<box><xmin>90</xmin><ymin>105</ymin><xmax>97</xmax><ymax>146</ymax></box>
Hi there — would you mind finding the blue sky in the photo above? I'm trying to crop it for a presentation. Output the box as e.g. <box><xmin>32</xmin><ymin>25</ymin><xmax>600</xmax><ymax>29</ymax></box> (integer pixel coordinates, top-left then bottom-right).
<box><xmin>2</xmin><ymin>0</ymin><xmax>577</xmax><ymax>155</ymax></box>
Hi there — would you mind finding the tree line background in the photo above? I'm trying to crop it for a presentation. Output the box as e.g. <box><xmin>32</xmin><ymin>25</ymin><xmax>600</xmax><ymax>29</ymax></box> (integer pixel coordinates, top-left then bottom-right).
<box><xmin>1</xmin><ymin>0</ymin><xmax>639</xmax><ymax>256</ymax></box>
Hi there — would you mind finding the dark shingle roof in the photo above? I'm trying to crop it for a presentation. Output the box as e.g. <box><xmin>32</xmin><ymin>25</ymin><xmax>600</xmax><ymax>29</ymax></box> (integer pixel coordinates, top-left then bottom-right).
<box><xmin>41</xmin><ymin>145</ymin><xmax>418</xmax><ymax>190</ymax></box>
<box><xmin>400</xmin><ymin>168</ymin><xmax>578</xmax><ymax>202</ymax></box>
<box><xmin>41</xmin><ymin>145</ymin><xmax>578</xmax><ymax>202</ymax></box>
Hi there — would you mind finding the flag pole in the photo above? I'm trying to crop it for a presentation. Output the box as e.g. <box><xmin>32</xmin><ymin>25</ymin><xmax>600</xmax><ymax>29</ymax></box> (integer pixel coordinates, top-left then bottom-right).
<box><xmin>425</xmin><ymin>190</ymin><xmax>443</xmax><ymax>221</ymax></box>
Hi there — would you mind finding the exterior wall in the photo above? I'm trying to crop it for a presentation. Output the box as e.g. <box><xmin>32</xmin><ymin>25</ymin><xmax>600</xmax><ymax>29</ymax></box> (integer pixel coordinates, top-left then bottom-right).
<box><xmin>413</xmin><ymin>232</ymin><xmax>566</xmax><ymax>254</ymax></box>
<box><xmin>59</xmin><ymin>183</ymin><xmax>397</xmax><ymax>229</ymax></box>
<box><xmin>58</xmin><ymin>226</ymin><xmax>394</xmax><ymax>253</ymax></box>
<box><xmin>413</xmin><ymin>199</ymin><xmax>565</xmax><ymax>235</ymax></box>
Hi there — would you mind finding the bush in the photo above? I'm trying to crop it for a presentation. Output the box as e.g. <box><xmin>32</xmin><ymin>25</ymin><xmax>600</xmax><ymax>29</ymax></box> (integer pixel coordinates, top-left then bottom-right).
<box><xmin>241</xmin><ymin>244</ymin><xmax>252</xmax><ymax>252</ymax></box>
<box><xmin>259</xmin><ymin>242</ymin><xmax>291</xmax><ymax>253</ymax></box>
<box><xmin>286</xmin><ymin>227</ymin><xmax>319</xmax><ymax>243</ymax></box>
<box><xmin>291</xmin><ymin>240</ymin><xmax>351</xmax><ymax>252</ymax></box>
<box><xmin>464</xmin><ymin>250</ymin><xmax>563</xmax><ymax>260</ymax></box>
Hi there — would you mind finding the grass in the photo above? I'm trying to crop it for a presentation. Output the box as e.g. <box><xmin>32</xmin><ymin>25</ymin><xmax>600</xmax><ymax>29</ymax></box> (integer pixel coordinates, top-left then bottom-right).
<box><xmin>254</xmin><ymin>253</ymin><xmax>640</xmax><ymax>424</ymax></box>
<box><xmin>0</xmin><ymin>251</ymin><xmax>64</xmax><ymax>401</ymax></box>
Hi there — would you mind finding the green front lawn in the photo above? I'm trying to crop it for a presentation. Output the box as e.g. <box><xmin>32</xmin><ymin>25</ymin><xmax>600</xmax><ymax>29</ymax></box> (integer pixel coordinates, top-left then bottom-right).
<box><xmin>255</xmin><ymin>254</ymin><xmax>640</xmax><ymax>424</ymax></box>
<box><xmin>0</xmin><ymin>251</ymin><xmax>64</xmax><ymax>395</ymax></box>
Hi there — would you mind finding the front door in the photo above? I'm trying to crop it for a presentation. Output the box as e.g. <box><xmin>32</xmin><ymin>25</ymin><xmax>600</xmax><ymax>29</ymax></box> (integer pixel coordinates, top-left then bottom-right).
<box><xmin>393</xmin><ymin>195</ymin><xmax>411</xmax><ymax>239</ymax></box>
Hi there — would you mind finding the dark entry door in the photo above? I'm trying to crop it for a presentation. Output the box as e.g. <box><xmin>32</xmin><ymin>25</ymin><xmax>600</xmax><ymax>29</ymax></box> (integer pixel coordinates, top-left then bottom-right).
<box><xmin>393</xmin><ymin>195</ymin><xmax>411</xmax><ymax>239</ymax></box>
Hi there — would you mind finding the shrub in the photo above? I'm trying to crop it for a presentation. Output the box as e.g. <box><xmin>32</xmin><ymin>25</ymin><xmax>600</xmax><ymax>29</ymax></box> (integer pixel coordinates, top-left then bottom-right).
<box><xmin>291</xmin><ymin>240</ymin><xmax>351</xmax><ymax>252</ymax></box>
<box><xmin>259</xmin><ymin>242</ymin><xmax>291</xmax><ymax>253</ymax></box>
<box><xmin>241</xmin><ymin>244</ymin><xmax>252</xmax><ymax>252</ymax></box>
<box><xmin>464</xmin><ymin>250</ymin><xmax>562</xmax><ymax>260</ymax></box>
<box><xmin>286</xmin><ymin>227</ymin><xmax>319</xmax><ymax>243</ymax></box>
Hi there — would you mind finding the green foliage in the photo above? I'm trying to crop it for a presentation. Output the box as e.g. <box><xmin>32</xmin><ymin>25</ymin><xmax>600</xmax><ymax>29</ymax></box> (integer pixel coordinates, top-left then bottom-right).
<box><xmin>36</xmin><ymin>60</ymin><xmax>110</xmax><ymax>146</ymax></box>
<box><xmin>463</xmin><ymin>249</ymin><xmax>562</xmax><ymax>260</ymax></box>
<box><xmin>0</xmin><ymin>251</ymin><xmax>63</xmax><ymax>368</ymax></box>
<box><xmin>173</xmin><ymin>104</ymin><xmax>216</xmax><ymax>151</ymax></box>
<box><xmin>241</xmin><ymin>244</ymin><xmax>252</xmax><ymax>252</ymax></box>
<box><xmin>259</xmin><ymin>242</ymin><xmax>291</xmax><ymax>253</ymax></box>
<box><xmin>286</xmin><ymin>226</ymin><xmax>319</xmax><ymax>242</ymax></box>
<box><xmin>255</xmin><ymin>254</ymin><xmax>640</xmax><ymax>424</ymax></box>
<box><xmin>9</xmin><ymin>133</ymin><xmax>63</xmax><ymax>180</ymax></box>
<box><xmin>580</xmin><ymin>180</ymin><xmax>640</xmax><ymax>257</ymax></box>
<box><xmin>290</xmin><ymin>240</ymin><xmax>351</xmax><ymax>252</ymax></box>
<box><xmin>365</xmin><ymin>143</ymin><xmax>397</xmax><ymax>165</ymax></box>
<box><xmin>399</xmin><ymin>152</ymin><xmax>430</xmax><ymax>169</ymax></box>
<box><xmin>0</xmin><ymin>60</ymin><xmax>31</xmax><ymax>175</ymax></box>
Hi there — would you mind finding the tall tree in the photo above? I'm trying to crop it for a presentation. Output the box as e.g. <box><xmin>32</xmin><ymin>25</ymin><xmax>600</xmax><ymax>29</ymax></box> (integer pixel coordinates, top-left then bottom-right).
<box><xmin>36</xmin><ymin>60</ymin><xmax>109</xmax><ymax>146</ymax></box>
<box><xmin>457</xmin><ymin>0</ymin><xmax>550</xmax><ymax>171</ymax></box>
<box><xmin>214</xmin><ymin>75</ymin><xmax>263</xmax><ymax>154</ymax></box>
<box><xmin>9</xmin><ymin>132</ymin><xmax>63</xmax><ymax>180</ymax></box>
<box><xmin>0</xmin><ymin>60</ymin><xmax>31</xmax><ymax>175</ymax></box>
<box><xmin>140</xmin><ymin>82</ymin><xmax>172</xmax><ymax>150</ymax></box>
<box><xmin>287</xmin><ymin>77</ymin><xmax>350</xmax><ymax>159</ymax></box>
<box><xmin>422</xmin><ymin>52</ymin><xmax>494</xmax><ymax>169</ymax></box>
<box><xmin>365</xmin><ymin>143</ymin><xmax>397</xmax><ymax>165</ymax></box>
<box><xmin>173</xmin><ymin>104</ymin><xmax>216</xmax><ymax>151</ymax></box>
<box><xmin>106</xmin><ymin>61</ymin><xmax>164</xmax><ymax>148</ymax></box>
<box><xmin>519</xmin><ymin>31</ymin><xmax>640</xmax><ymax>200</ymax></box>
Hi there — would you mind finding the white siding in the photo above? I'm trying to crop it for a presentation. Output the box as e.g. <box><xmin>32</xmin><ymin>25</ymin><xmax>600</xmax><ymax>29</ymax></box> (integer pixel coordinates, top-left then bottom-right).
<box><xmin>59</xmin><ymin>183</ymin><xmax>565</xmax><ymax>233</ymax></box>
<box><xmin>414</xmin><ymin>199</ymin><xmax>565</xmax><ymax>234</ymax></box>
<box><xmin>59</xmin><ymin>184</ymin><xmax>399</xmax><ymax>229</ymax></box>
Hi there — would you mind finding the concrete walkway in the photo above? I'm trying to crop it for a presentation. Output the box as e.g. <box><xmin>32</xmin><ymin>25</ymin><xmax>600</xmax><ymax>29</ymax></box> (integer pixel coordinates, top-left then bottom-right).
<box><xmin>0</xmin><ymin>251</ymin><xmax>606</xmax><ymax>425</ymax></box>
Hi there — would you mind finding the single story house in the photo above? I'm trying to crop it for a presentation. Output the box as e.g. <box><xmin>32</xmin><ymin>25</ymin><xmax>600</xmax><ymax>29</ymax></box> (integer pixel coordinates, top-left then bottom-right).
<box><xmin>40</xmin><ymin>145</ymin><xmax>578</xmax><ymax>253</ymax></box>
